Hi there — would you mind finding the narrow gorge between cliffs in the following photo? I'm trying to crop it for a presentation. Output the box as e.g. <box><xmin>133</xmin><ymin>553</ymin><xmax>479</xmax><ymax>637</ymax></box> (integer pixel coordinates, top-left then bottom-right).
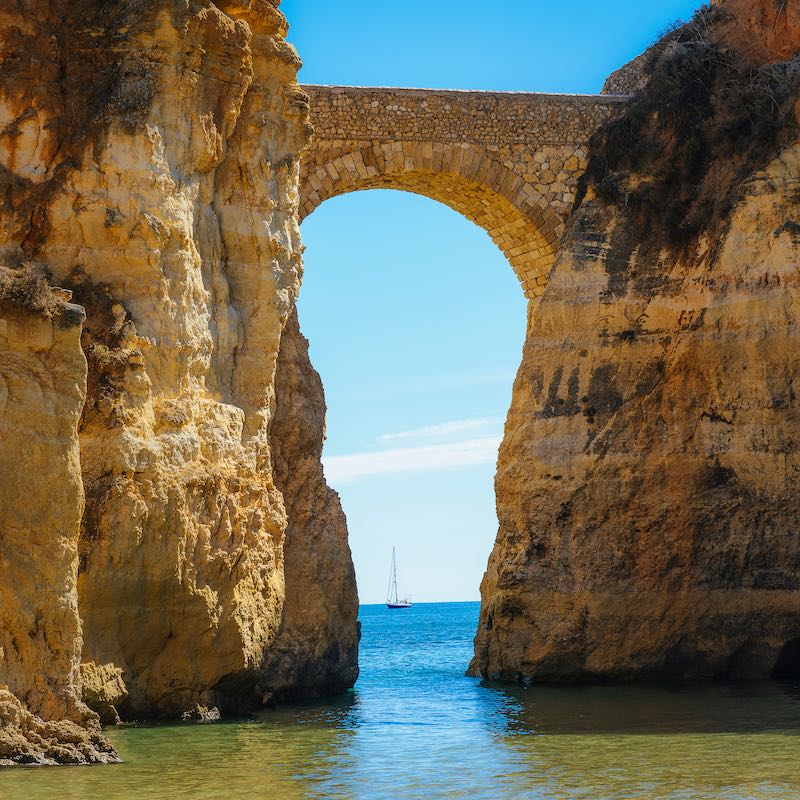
<box><xmin>295</xmin><ymin>188</ymin><xmax>526</xmax><ymax>609</ymax></box>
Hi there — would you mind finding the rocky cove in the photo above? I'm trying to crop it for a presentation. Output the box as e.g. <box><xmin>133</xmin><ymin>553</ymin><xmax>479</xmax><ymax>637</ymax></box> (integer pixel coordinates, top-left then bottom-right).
<box><xmin>1</xmin><ymin>0</ymin><xmax>800</xmax><ymax>778</ymax></box>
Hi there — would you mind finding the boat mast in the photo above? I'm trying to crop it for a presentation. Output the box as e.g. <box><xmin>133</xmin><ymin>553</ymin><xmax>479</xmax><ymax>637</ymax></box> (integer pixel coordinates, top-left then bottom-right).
<box><xmin>393</xmin><ymin>547</ymin><xmax>399</xmax><ymax>603</ymax></box>
<box><xmin>387</xmin><ymin>546</ymin><xmax>399</xmax><ymax>604</ymax></box>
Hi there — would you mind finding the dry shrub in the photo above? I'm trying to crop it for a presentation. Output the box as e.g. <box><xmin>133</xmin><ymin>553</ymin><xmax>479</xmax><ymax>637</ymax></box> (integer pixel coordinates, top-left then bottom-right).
<box><xmin>0</xmin><ymin>263</ymin><xmax>65</xmax><ymax>319</ymax></box>
<box><xmin>578</xmin><ymin>3</ymin><xmax>800</xmax><ymax>256</ymax></box>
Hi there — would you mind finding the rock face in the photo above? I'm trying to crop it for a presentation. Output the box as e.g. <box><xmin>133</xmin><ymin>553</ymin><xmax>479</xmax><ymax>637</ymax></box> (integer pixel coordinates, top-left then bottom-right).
<box><xmin>0</xmin><ymin>278</ymin><xmax>116</xmax><ymax>764</ymax></box>
<box><xmin>0</xmin><ymin>0</ymin><xmax>358</xmax><ymax>738</ymax></box>
<box><xmin>711</xmin><ymin>0</ymin><xmax>800</xmax><ymax>64</ymax></box>
<box><xmin>0</xmin><ymin>689</ymin><xmax>114</xmax><ymax>767</ymax></box>
<box><xmin>604</xmin><ymin>0</ymin><xmax>800</xmax><ymax>95</ymax></box>
<box><xmin>471</xmin><ymin>0</ymin><xmax>800</xmax><ymax>683</ymax></box>
<box><xmin>264</xmin><ymin>309</ymin><xmax>359</xmax><ymax>700</ymax></box>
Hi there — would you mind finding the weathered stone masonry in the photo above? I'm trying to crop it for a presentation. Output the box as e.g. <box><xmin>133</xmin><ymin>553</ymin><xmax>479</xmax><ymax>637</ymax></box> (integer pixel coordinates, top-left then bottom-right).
<box><xmin>300</xmin><ymin>85</ymin><xmax>626</xmax><ymax>298</ymax></box>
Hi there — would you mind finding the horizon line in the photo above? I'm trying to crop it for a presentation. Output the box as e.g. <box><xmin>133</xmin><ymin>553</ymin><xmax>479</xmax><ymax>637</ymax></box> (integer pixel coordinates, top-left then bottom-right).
<box><xmin>359</xmin><ymin>599</ymin><xmax>480</xmax><ymax>607</ymax></box>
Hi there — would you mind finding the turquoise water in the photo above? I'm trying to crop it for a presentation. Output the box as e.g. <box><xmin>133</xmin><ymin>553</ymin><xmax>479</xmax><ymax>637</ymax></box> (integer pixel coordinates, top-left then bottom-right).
<box><xmin>3</xmin><ymin>601</ymin><xmax>800</xmax><ymax>799</ymax></box>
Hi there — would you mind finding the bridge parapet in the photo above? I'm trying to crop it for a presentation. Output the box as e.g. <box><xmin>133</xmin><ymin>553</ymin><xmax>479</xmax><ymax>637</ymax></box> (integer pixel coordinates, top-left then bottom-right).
<box><xmin>300</xmin><ymin>85</ymin><xmax>627</xmax><ymax>299</ymax></box>
<box><xmin>304</xmin><ymin>85</ymin><xmax>625</xmax><ymax>148</ymax></box>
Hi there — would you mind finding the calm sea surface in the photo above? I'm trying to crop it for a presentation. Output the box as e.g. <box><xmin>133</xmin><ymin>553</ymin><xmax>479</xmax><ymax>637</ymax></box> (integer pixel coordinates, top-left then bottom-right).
<box><xmin>3</xmin><ymin>601</ymin><xmax>800</xmax><ymax>799</ymax></box>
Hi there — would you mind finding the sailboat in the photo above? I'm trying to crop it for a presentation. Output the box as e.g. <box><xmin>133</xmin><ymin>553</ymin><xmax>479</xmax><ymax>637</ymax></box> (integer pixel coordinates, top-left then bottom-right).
<box><xmin>386</xmin><ymin>546</ymin><xmax>412</xmax><ymax>609</ymax></box>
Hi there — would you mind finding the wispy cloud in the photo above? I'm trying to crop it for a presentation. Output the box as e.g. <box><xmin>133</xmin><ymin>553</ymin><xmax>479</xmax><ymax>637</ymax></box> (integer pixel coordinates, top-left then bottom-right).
<box><xmin>323</xmin><ymin>435</ymin><xmax>502</xmax><ymax>485</ymax></box>
<box><xmin>379</xmin><ymin>417</ymin><xmax>503</xmax><ymax>443</ymax></box>
<box><xmin>337</xmin><ymin>369</ymin><xmax>517</xmax><ymax>401</ymax></box>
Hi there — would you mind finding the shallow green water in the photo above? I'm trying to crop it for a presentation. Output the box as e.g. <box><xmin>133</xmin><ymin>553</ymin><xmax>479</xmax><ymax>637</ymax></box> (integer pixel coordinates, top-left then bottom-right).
<box><xmin>3</xmin><ymin>602</ymin><xmax>800</xmax><ymax>799</ymax></box>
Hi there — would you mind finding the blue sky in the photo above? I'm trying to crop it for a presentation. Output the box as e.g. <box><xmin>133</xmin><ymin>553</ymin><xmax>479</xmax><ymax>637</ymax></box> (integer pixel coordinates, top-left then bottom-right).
<box><xmin>281</xmin><ymin>0</ymin><xmax>703</xmax><ymax>603</ymax></box>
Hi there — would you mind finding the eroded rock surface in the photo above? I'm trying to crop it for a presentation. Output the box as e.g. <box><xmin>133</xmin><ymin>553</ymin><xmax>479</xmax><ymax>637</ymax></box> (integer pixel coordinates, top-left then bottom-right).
<box><xmin>472</xmin><ymin>148</ymin><xmax>800</xmax><ymax>682</ymax></box>
<box><xmin>264</xmin><ymin>309</ymin><xmax>359</xmax><ymax>700</ymax></box>
<box><xmin>0</xmin><ymin>0</ymin><xmax>358</xmax><ymax>734</ymax></box>
<box><xmin>711</xmin><ymin>0</ymin><xmax>800</xmax><ymax>64</ymax></box>
<box><xmin>472</xmin><ymin>0</ymin><xmax>800</xmax><ymax>683</ymax></box>
<box><xmin>0</xmin><ymin>284</ymin><xmax>116</xmax><ymax>764</ymax></box>
<box><xmin>0</xmin><ymin>689</ymin><xmax>115</xmax><ymax>767</ymax></box>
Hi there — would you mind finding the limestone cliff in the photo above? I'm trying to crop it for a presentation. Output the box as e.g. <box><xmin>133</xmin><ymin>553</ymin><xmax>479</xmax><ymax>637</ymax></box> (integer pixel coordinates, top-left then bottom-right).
<box><xmin>263</xmin><ymin>309</ymin><xmax>359</xmax><ymax>700</ymax></box>
<box><xmin>56</xmin><ymin>0</ymin><xmax>303</xmax><ymax>717</ymax></box>
<box><xmin>0</xmin><ymin>0</ymin><xmax>358</xmax><ymax>737</ymax></box>
<box><xmin>0</xmin><ymin>273</ymin><xmax>116</xmax><ymax>765</ymax></box>
<box><xmin>471</xmin><ymin>0</ymin><xmax>800</xmax><ymax>683</ymax></box>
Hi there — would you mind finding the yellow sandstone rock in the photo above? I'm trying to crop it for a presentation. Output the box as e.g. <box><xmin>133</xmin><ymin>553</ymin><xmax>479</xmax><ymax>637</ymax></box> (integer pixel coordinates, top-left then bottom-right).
<box><xmin>0</xmin><ymin>279</ymin><xmax>116</xmax><ymax>764</ymax></box>
<box><xmin>0</xmin><ymin>0</ymin><xmax>358</xmax><ymax>747</ymax></box>
<box><xmin>263</xmin><ymin>309</ymin><xmax>359</xmax><ymax>700</ymax></box>
<box><xmin>472</xmin><ymin>1</ymin><xmax>800</xmax><ymax>683</ymax></box>
<box><xmin>471</xmin><ymin>148</ymin><xmax>800</xmax><ymax>680</ymax></box>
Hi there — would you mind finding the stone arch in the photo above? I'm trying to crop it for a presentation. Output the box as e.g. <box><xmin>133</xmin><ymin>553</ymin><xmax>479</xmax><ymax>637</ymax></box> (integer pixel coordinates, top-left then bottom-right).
<box><xmin>299</xmin><ymin>142</ymin><xmax>566</xmax><ymax>300</ymax></box>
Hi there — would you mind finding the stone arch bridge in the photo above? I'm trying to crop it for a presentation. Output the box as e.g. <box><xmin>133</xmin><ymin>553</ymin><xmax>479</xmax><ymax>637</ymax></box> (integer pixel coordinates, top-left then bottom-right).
<box><xmin>299</xmin><ymin>85</ymin><xmax>626</xmax><ymax>299</ymax></box>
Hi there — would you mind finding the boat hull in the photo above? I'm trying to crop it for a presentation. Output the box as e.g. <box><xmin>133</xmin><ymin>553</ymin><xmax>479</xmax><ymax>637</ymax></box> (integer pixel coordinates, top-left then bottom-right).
<box><xmin>386</xmin><ymin>602</ymin><xmax>412</xmax><ymax>609</ymax></box>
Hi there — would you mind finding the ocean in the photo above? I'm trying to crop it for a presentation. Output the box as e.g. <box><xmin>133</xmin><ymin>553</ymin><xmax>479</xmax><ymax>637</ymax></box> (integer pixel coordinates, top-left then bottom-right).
<box><xmin>3</xmin><ymin>601</ymin><xmax>800</xmax><ymax>799</ymax></box>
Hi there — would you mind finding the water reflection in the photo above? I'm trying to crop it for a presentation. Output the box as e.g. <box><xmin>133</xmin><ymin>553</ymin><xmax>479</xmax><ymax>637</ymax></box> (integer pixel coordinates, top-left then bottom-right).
<box><xmin>2</xmin><ymin>603</ymin><xmax>800</xmax><ymax>800</ymax></box>
<box><xmin>484</xmin><ymin>680</ymin><xmax>800</xmax><ymax>734</ymax></box>
<box><xmin>482</xmin><ymin>681</ymin><xmax>800</xmax><ymax>800</ymax></box>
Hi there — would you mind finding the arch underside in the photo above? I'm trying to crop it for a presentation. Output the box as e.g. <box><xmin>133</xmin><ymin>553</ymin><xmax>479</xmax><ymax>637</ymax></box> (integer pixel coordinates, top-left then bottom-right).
<box><xmin>300</xmin><ymin>143</ymin><xmax>567</xmax><ymax>299</ymax></box>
